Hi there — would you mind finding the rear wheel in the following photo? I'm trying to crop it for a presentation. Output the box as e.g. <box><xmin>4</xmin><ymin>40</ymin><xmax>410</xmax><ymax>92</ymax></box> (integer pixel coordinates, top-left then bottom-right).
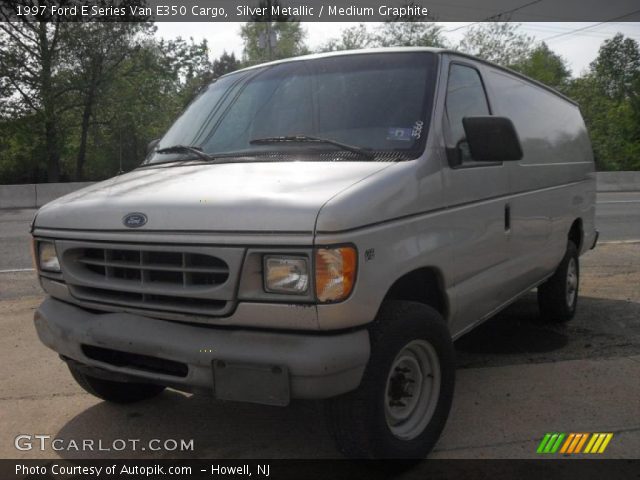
<box><xmin>325</xmin><ymin>301</ymin><xmax>455</xmax><ymax>458</ymax></box>
<box><xmin>68</xmin><ymin>365</ymin><xmax>165</xmax><ymax>404</ymax></box>
<box><xmin>538</xmin><ymin>241</ymin><xmax>579</xmax><ymax>323</ymax></box>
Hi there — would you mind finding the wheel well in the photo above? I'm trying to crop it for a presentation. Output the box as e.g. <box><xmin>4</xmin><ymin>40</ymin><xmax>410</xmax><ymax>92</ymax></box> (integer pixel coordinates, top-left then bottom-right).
<box><xmin>569</xmin><ymin>218</ymin><xmax>583</xmax><ymax>251</ymax></box>
<box><xmin>383</xmin><ymin>268</ymin><xmax>448</xmax><ymax>320</ymax></box>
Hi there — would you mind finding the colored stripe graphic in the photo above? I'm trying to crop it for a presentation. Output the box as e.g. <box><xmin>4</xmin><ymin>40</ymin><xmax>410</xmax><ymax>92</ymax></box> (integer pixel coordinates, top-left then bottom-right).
<box><xmin>575</xmin><ymin>433</ymin><xmax>589</xmax><ymax>453</ymax></box>
<box><xmin>584</xmin><ymin>433</ymin><xmax>614</xmax><ymax>454</ymax></box>
<box><xmin>537</xmin><ymin>433</ymin><xmax>565</xmax><ymax>453</ymax></box>
<box><xmin>566</xmin><ymin>433</ymin><xmax>588</xmax><ymax>453</ymax></box>
<box><xmin>537</xmin><ymin>433</ymin><xmax>553</xmax><ymax>453</ymax></box>
<box><xmin>539</xmin><ymin>433</ymin><xmax>613</xmax><ymax>454</ymax></box>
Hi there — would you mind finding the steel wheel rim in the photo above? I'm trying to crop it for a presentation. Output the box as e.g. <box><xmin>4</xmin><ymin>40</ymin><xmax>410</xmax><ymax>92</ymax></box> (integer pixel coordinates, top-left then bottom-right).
<box><xmin>384</xmin><ymin>339</ymin><xmax>441</xmax><ymax>440</ymax></box>
<box><xmin>566</xmin><ymin>257</ymin><xmax>578</xmax><ymax>307</ymax></box>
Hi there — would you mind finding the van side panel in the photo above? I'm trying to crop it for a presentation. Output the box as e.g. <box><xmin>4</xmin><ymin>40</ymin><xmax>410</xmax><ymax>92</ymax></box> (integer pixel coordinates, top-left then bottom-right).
<box><xmin>482</xmin><ymin>68</ymin><xmax>596</xmax><ymax>294</ymax></box>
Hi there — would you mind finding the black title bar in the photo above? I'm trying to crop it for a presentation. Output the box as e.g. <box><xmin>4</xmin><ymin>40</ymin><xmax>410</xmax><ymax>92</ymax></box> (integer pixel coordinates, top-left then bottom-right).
<box><xmin>3</xmin><ymin>459</ymin><xmax>640</xmax><ymax>480</ymax></box>
<box><xmin>1</xmin><ymin>0</ymin><xmax>640</xmax><ymax>22</ymax></box>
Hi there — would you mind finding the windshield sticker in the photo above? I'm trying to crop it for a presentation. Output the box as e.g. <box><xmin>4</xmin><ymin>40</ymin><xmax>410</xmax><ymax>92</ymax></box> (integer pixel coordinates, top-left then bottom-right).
<box><xmin>387</xmin><ymin>127</ymin><xmax>414</xmax><ymax>142</ymax></box>
<box><xmin>412</xmin><ymin>120</ymin><xmax>424</xmax><ymax>139</ymax></box>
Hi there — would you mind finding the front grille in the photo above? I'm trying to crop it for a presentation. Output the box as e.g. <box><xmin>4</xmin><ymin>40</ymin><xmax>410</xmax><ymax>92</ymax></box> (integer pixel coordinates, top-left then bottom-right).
<box><xmin>58</xmin><ymin>242</ymin><xmax>244</xmax><ymax>318</ymax></box>
<box><xmin>77</xmin><ymin>248</ymin><xmax>229</xmax><ymax>287</ymax></box>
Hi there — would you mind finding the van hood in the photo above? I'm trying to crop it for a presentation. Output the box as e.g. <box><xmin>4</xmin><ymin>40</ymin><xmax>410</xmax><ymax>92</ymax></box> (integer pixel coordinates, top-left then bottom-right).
<box><xmin>34</xmin><ymin>161</ymin><xmax>391</xmax><ymax>233</ymax></box>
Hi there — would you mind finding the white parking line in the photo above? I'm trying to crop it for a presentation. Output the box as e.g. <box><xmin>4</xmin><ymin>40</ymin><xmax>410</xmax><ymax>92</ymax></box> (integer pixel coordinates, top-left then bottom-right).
<box><xmin>597</xmin><ymin>200</ymin><xmax>640</xmax><ymax>204</ymax></box>
<box><xmin>0</xmin><ymin>268</ymin><xmax>35</xmax><ymax>274</ymax></box>
<box><xmin>599</xmin><ymin>240</ymin><xmax>640</xmax><ymax>245</ymax></box>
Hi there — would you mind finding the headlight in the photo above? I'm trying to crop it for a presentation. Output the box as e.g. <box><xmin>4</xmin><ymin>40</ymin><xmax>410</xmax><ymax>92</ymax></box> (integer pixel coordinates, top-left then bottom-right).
<box><xmin>315</xmin><ymin>246</ymin><xmax>357</xmax><ymax>303</ymax></box>
<box><xmin>38</xmin><ymin>241</ymin><xmax>61</xmax><ymax>272</ymax></box>
<box><xmin>264</xmin><ymin>256</ymin><xmax>309</xmax><ymax>294</ymax></box>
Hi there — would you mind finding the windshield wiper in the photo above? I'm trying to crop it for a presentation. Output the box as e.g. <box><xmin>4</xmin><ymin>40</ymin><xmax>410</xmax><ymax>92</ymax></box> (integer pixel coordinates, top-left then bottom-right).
<box><xmin>249</xmin><ymin>135</ymin><xmax>375</xmax><ymax>160</ymax></box>
<box><xmin>155</xmin><ymin>144</ymin><xmax>215</xmax><ymax>162</ymax></box>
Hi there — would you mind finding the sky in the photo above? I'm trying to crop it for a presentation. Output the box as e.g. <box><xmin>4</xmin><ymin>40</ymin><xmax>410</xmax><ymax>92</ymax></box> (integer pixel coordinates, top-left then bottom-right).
<box><xmin>155</xmin><ymin>21</ymin><xmax>640</xmax><ymax>77</ymax></box>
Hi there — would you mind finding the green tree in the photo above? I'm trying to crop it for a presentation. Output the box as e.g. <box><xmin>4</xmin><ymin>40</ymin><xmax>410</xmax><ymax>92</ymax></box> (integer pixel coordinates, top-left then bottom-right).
<box><xmin>157</xmin><ymin>37</ymin><xmax>218</xmax><ymax>108</ymax></box>
<box><xmin>0</xmin><ymin>15</ymin><xmax>248</xmax><ymax>183</ymax></box>
<box><xmin>567</xmin><ymin>34</ymin><xmax>640</xmax><ymax>170</ymax></box>
<box><xmin>375</xmin><ymin>6</ymin><xmax>447</xmax><ymax>48</ymax></box>
<box><xmin>317</xmin><ymin>24</ymin><xmax>373</xmax><ymax>52</ymax></box>
<box><xmin>212</xmin><ymin>51</ymin><xmax>240</xmax><ymax>78</ymax></box>
<box><xmin>458</xmin><ymin>22</ymin><xmax>534</xmax><ymax>68</ymax></box>
<box><xmin>62</xmin><ymin>22</ymin><xmax>151</xmax><ymax>179</ymax></box>
<box><xmin>240</xmin><ymin>1</ymin><xmax>308</xmax><ymax>64</ymax></box>
<box><xmin>0</xmin><ymin>14</ymin><xmax>67</xmax><ymax>181</ymax></box>
<box><xmin>85</xmin><ymin>36</ymin><xmax>215</xmax><ymax>178</ymax></box>
<box><xmin>318</xmin><ymin>21</ymin><xmax>446</xmax><ymax>53</ymax></box>
<box><xmin>590</xmin><ymin>33</ymin><xmax>640</xmax><ymax>101</ymax></box>
<box><xmin>511</xmin><ymin>42</ymin><xmax>571</xmax><ymax>90</ymax></box>
<box><xmin>75</xmin><ymin>44</ymin><xmax>169</xmax><ymax>178</ymax></box>
<box><xmin>375</xmin><ymin>22</ymin><xmax>446</xmax><ymax>48</ymax></box>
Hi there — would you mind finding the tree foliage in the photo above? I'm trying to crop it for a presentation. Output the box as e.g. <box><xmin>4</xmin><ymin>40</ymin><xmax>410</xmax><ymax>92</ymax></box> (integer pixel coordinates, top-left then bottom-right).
<box><xmin>566</xmin><ymin>34</ymin><xmax>640</xmax><ymax>170</ymax></box>
<box><xmin>458</xmin><ymin>22</ymin><xmax>535</xmax><ymax>68</ymax></box>
<box><xmin>318</xmin><ymin>24</ymin><xmax>372</xmax><ymax>52</ymax></box>
<box><xmin>0</xmin><ymin>19</ymin><xmax>67</xmax><ymax>181</ymax></box>
<box><xmin>0</xmin><ymin>18</ymin><xmax>242</xmax><ymax>183</ymax></box>
<box><xmin>510</xmin><ymin>42</ymin><xmax>571</xmax><ymax>90</ymax></box>
<box><xmin>318</xmin><ymin>21</ymin><xmax>446</xmax><ymax>52</ymax></box>
<box><xmin>239</xmin><ymin>1</ymin><xmax>308</xmax><ymax>64</ymax></box>
<box><xmin>375</xmin><ymin>21</ymin><xmax>447</xmax><ymax>48</ymax></box>
<box><xmin>590</xmin><ymin>33</ymin><xmax>640</xmax><ymax>101</ymax></box>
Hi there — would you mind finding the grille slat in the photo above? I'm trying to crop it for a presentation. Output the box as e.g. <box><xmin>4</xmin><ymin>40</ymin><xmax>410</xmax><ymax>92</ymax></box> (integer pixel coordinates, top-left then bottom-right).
<box><xmin>70</xmin><ymin>286</ymin><xmax>227</xmax><ymax>316</ymax></box>
<box><xmin>77</xmin><ymin>256</ymin><xmax>229</xmax><ymax>274</ymax></box>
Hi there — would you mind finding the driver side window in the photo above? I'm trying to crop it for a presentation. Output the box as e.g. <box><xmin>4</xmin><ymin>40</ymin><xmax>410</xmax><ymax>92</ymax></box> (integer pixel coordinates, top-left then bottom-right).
<box><xmin>445</xmin><ymin>64</ymin><xmax>490</xmax><ymax>166</ymax></box>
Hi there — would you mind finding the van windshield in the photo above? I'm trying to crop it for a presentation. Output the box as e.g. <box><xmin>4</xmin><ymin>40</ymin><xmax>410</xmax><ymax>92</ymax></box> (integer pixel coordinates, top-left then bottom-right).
<box><xmin>146</xmin><ymin>52</ymin><xmax>438</xmax><ymax>164</ymax></box>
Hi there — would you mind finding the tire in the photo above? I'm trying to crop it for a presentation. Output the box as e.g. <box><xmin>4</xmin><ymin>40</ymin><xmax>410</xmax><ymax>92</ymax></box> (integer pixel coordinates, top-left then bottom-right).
<box><xmin>325</xmin><ymin>301</ymin><xmax>455</xmax><ymax>459</ymax></box>
<box><xmin>68</xmin><ymin>365</ymin><xmax>165</xmax><ymax>404</ymax></box>
<box><xmin>538</xmin><ymin>241</ymin><xmax>579</xmax><ymax>323</ymax></box>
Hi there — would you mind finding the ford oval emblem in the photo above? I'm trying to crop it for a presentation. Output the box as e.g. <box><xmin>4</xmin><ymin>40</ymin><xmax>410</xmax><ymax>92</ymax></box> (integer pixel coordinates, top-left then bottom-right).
<box><xmin>123</xmin><ymin>212</ymin><xmax>147</xmax><ymax>228</ymax></box>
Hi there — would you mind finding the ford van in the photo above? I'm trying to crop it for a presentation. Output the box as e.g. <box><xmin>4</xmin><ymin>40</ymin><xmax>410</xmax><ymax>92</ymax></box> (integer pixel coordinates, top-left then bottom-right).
<box><xmin>31</xmin><ymin>48</ymin><xmax>597</xmax><ymax>458</ymax></box>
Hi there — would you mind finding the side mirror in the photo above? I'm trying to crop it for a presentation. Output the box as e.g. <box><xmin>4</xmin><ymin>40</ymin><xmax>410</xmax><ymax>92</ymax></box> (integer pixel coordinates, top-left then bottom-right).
<box><xmin>146</xmin><ymin>138</ymin><xmax>160</xmax><ymax>155</ymax></box>
<box><xmin>462</xmin><ymin>116</ymin><xmax>523</xmax><ymax>162</ymax></box>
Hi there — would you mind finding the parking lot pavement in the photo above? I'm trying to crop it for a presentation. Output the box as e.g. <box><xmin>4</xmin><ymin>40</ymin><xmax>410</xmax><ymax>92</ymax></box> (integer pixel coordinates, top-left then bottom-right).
<box><xmin>0</xmin><ymin>243</ymin><xmax>638</xmax><ymax>459</ymax></box>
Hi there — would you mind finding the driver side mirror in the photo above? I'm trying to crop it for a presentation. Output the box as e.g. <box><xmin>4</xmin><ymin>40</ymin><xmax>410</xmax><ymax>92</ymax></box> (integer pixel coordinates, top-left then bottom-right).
<box><xmin>462</xmin><ymin>116</ymin><xmax>523</xmax><ymax>162</ymax></box>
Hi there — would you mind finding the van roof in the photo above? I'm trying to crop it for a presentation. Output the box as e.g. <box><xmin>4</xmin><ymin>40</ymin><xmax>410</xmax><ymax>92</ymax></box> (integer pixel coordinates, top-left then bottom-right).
<box><xmin>228</xmin><ymin>47</ymin><xmax>578</xmax><ymax>107</ymax></box>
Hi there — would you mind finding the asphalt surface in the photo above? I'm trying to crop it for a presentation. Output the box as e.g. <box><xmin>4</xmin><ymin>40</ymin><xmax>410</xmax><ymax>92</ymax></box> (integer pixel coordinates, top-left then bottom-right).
<box><xmin>596</xmin><ymin>191</ymin><xmax>640</xmax><ymax>242</ymax></box>
<box><xmin>2</xmin><ymin>191</ymin><xmax>639</xmax><ymax>272</ymax></box>
<box><xmin>0</xmin><ymin>191</ymin><xmax>639</xmax><ymax>460</ymax></box>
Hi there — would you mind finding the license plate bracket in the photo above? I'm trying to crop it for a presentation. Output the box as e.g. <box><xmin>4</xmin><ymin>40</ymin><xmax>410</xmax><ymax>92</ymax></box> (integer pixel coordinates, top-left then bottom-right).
<box><xmin>212</xmin><ymin>360</ymin><xmax>290</xmax><ymax>406</ymax></box>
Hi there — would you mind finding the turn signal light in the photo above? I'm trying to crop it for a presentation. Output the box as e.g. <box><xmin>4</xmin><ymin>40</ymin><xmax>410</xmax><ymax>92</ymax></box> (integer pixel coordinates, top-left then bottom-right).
<box><xmin>315</xmin><ymin>246</ymin><xmax>357</xmax><ymax>303</ymax></box>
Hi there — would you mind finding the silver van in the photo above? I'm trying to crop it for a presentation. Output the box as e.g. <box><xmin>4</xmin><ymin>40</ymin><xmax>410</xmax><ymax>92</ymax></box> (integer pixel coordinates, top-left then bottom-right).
<box><xmin>31</xmin><ymin>48</ymin><xmax>597</xmax><ymax>458</ymax></box>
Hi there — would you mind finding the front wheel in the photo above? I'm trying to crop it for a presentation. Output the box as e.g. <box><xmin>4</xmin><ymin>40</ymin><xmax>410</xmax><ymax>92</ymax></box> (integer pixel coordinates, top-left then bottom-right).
<box><xmin>538</xmin><ymin>241</ymin><xmax>580</xmax><ymax>323</ymax></box>
<box><xmin>325</xmin><ymin>301</ymin><xmax>455</xmax><ymax>459</ymax></box>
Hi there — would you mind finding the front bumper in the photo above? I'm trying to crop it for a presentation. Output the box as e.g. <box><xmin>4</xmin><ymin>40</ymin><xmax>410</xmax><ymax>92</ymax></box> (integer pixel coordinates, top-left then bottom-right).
<box><xmin>34</xmin><ymin>297</ymin><xmax>370</xmax><ymax>405</ymax></box>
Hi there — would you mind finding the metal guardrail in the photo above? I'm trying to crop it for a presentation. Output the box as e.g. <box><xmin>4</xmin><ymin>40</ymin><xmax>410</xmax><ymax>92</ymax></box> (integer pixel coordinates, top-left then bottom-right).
<box><xmin>0</xmin><ymin>182</ymin><xmax>93</xmax><ymax>209</ymax></box>
<box><xmin>596</xmin><ymin>172</ymin><xmax>640</xmax><ymax>192</ymax></box>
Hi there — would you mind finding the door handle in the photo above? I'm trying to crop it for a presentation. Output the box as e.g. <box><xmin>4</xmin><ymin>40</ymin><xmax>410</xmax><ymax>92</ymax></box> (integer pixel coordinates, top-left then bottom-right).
<box><xmin>505</xmin><ymin>204</ymin><xmax>511</xmax><ymax>232</ymax></box>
